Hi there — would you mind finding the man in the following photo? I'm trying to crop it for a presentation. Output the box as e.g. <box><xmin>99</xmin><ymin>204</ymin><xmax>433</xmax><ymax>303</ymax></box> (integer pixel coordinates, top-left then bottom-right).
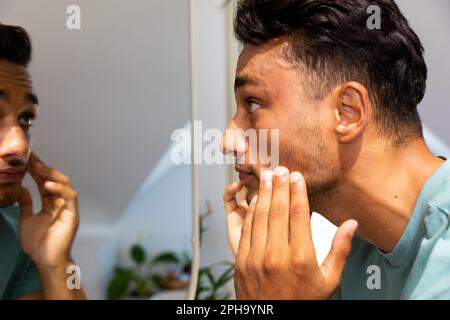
<box><xmin>0</xmin><ymin>23</ymin><xmax>85</xmax><ymax>299</ymax></box>
<box><xmin>222</xmin><ymin>0</ymin><xmax>450</xmax><ymax>299</ymax></box>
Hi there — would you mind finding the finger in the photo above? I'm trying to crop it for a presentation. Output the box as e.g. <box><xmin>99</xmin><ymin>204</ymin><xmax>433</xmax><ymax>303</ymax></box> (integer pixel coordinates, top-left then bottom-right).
<box><xmin>28</xmin><ymin>174</ymin><xmax>51</xmax><ymax>202</ymax></box>
<box><xmin>30</xmin><ymin>161</ymin><xmax>71</xmax><ymax>186</ymax></box>
<box><xmin>18</xmin><ymin>187</ymin><xmax>34</xmax><ymax>221</ymax></box>
<box><xmin>44</xmin><ymin>181</ymin><xmax>78</xmax><ymax>214</ymax></box>
<box><xmin>320</xmin><ymin>219</ymin><xmax>358</xmax><ymax>287</ymax></box>
<box><xmin>224</xmin><ymin>181</ymin><xmax>246</xmax><ymax>228</ymax></box>
<box><xmin>249</xmin><ymin>169</ymin><xmax>273</xmax><ymax>257</ymax></box>
<box><xmin>266</xmin><ymin>167</ymin><xmax>290</xmax><ymax>251</ymax></box>
<box><xmin>28</xmin><ymin>152</ymin><xmax>43</xmax><ymax>169</ymax></box>
<box><xmin>289</xmin><ymin>171</ymin><xmax>314</xmax><ymax>251</ymax></box>
<box><xmin>236</xmin><ymin>194</ymin><xmax>257</xmax><ymax>261</ymax></box>
<box><xmin>224</xmin><ymin>182</ymin><xmax>249</xmax><ymax>257</ymax></box>
<box><xmin>28</xmin><ymin>153</ymin><xmax>71</xmax><ymax>186</ymax></box>
<box><xmin>43</xmin><ymin>196</ymin><xmax>67</xmax><ymax>219</ymax></box>
<box><xmin>223</xmin><ymin>181</ymin><xmax>243</xmax><ymax>215</ymax></box>
<box><xmin>26</xmin><ymin>155</ymin><xmax>49</xmax><ymax>195</ymax></box>
<box><xmin>238</xmin><ymin>186</ymin><xmax>249</xmax><ymax>209</ymax></box>
<box><xmin>27</xmin><ymin>152</ymin><xmax>46</xmax><ymax>180</ymax></box>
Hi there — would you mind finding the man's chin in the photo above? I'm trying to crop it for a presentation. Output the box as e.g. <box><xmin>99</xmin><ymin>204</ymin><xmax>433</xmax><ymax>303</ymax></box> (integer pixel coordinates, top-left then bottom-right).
<box><xmin>0</xmin><ymin>183</ymin><xmax>22</xmax><ymax>208</ymax></box>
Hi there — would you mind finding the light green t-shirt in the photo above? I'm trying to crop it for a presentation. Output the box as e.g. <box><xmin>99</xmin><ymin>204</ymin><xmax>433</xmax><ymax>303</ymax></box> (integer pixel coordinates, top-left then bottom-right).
<box><xmin>334</xmin><ymin>160</ymin><xmax>450</xmax><ymax>299</ymax></box>
<box><xmin>0</xmin><ymin>204</ymin><xmax>41</xmax><ymax>299</ymax></box>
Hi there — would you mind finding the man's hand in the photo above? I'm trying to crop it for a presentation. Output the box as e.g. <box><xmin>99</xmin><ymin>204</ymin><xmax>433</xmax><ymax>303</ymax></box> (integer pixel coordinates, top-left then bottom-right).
<box><xmin>18</xmin><ymin>152</ymin><xmax>79</xmax><ymax>268</ymax></box>
<box><xmin>16</xmin><ymin>152</ymin><xmax>85</xmax><ymax>299</ymax></box>
<box><xmin>223</xmin><ymin>166</ymin><xmax>358</xmax><ymax>299</ymax></box>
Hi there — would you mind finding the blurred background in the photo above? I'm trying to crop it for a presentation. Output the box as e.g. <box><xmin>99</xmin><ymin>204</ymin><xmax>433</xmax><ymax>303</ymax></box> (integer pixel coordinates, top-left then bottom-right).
<box><xmin>0</xmin><ymin>0</ymin><xmax>449</xmax><ymax>299</ymax></box>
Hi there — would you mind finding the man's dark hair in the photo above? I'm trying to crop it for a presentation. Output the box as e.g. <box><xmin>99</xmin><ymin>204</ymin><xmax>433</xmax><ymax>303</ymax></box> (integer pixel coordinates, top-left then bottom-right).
<box><xmin>235</xmin><ymin>0</ymin><xmax>427</xmax><ymax>144</ymax></box>
<box><xmin>0</xmin><ymin>23</ymin><xmax>32</xmax><ymax>67</ymax></box>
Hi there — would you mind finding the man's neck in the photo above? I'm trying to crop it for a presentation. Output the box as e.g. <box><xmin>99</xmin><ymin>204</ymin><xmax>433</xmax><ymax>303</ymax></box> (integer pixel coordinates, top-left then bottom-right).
<box><xmin>317</xmin><ymin>139</ymin><xmax>444</xmax><ymax>253</ymax></box>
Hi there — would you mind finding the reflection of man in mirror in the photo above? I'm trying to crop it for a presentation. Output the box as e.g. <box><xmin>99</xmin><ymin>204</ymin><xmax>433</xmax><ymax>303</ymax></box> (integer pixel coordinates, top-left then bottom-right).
<box><xmin>222</xmin><ymin>0</ymin><xmax>450</xmax><ymax>299</ymax></box>
<box><xmin>0</xmin><ymin>23</ymin><xmax>85</xmax><ymax>299</ymax></box>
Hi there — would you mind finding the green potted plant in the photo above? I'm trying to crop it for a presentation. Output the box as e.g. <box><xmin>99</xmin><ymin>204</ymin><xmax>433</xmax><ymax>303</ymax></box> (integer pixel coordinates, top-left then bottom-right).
<box><xmin>107</xmin><ymin>244</ymin><xmax>190</xmax><ymax>299</ymax></box>
<box><xmin>196</xmin><ymin>261</ymin><xmax>235</xmax><ymax>300</ymax></box>
<box><xmin>195</xmin><ymin>200</ymin><xmax>235</xmax><ymax>300</ymax></box>
<box><xmin>107</xmin><ymin>243</ymin><xmax>151</xmax><ymax>299</ymax></box>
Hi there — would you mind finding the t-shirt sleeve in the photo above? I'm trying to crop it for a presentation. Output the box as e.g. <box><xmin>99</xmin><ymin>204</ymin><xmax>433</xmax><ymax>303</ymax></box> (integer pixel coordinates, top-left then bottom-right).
<box><xmin>406</xmin><ymin>208</ymin><xmax>450</xmax><ymax>300</ymax></box>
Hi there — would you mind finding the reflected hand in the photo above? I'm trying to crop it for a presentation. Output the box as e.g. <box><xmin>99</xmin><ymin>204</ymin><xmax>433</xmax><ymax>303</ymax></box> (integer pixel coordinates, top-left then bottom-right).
<box><xmin>18</xmin><ymin>152</ymin><xmax>79</xmax><ymax>269</ymax></box>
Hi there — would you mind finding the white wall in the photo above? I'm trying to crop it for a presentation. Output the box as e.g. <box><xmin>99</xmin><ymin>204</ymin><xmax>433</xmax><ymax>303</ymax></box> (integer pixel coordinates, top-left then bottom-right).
<box><xmin>397</xmin><ymin>0</ymin><xmax>450</xmax><ymax>146</ymax></box>
<box><xmin>117</xmin><ymin>163</ymin><xmax>192</xmax><ymax>267</ymax></box>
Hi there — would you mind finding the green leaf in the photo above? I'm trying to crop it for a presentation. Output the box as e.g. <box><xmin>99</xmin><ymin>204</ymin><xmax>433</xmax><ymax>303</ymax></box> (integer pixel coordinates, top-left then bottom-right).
<box><xmin>205</xmin><ymin>269</ymin><xmax>216</xmax><ymax>287</ymax></box>
<box><xmin>130</xmin><ymin>244</ymin><xmax>146</xmax><ymax>265</ymax></box>
<box><xmin>205</xmin><ymin>293</ymin><xmax>217</xmax><ymax>300</ymax></box>
<box><xmin>215</xmin><ymin>265</ymin><xmax>234</xmax><ymax>289</ymax></box>
<box><xmin>197</xmin><ymin>286</ymin><xmax>208</xmax><ymax>294</ymax></box>
<box><xmin>151</xmin><ymin>251</ymin><xmax>180</xmax><ymax>264</ymax></box>
<box><xmin>107</xmin><ymin>270</ymin><xmax>133</xmax><ymax>300</ymax></box>
<box><xmin>150</xmin><ymin>274</ymin><xmax>164</xmax><ymax>288</ymax></box>
<box><xmin>218</xmin><ymin>293</ymin><xmax>231</xmax><ymax>300</ymax></box>
<box><xmin>114</xmin><ymin>266</ymin><xmax>131</xmax><ymax>273</ymax></box>
<box><xmin>198</xmin><ymin>267</ymin><xmax>210</xmax><ymax>277</ymax></box>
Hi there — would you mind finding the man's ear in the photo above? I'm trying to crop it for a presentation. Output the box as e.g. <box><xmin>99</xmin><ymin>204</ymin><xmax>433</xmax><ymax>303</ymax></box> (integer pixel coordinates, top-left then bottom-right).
<box><xmin>333</xmin><ymin>82</ymin><xmax>372</xmax><ymax>144</ymax></box>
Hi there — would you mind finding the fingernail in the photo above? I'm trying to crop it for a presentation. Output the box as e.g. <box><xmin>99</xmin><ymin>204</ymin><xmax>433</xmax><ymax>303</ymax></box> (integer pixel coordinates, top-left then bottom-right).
<box><xmin>251</xmin><ymin>195</ymin><xmax>258</xmax><ymax>204</ymax></box>
<box><xmin>44</xmin><ymin>181</ymin><xmax>54</xmax><ymax>188</ymax></box>
<box><xmin>261</xmin><ymin>170</ymin><xmax>273</xmax><ymax>188</ymax></box>
<box><xmin>348</xmin><ymin>220</ymin><xmax>358</xmax><ymax>237</ymax></box>
<box><xmin>274</xmin><ymin>166</ymin><xmax>288</xmax><ymax>183</ymax></box>
<box><xmin>290</xmin><ymin>172</ymin><xmax>301</xmax><ymax>183</ymax></box>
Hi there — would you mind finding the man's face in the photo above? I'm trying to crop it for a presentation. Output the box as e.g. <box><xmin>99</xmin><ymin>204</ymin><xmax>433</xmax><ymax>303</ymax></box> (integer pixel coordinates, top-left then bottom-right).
<box><xmin>0</xmin><ymin>60</ymin><xmax>37</xmax><ymax>207</ymax></box>
<box><xmin>221</xmin><ymin>38</ymin><xmax>340</xmax><ymax>208</ymax></box>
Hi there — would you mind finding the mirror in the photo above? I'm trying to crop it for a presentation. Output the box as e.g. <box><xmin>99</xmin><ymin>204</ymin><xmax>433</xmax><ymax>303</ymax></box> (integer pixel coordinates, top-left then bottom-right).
<box><xmin>0</xmin><ymin>0</ymin><xmax>194</xmax><ymax>299</ymax></box>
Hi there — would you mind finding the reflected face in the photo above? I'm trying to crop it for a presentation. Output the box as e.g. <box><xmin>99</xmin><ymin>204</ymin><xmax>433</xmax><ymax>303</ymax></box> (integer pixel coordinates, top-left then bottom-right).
<box><xmin>0</xmin><ymin>60</ymin><xmax>37</xmax><ymax>207</ymax></box>
<box><xmin>221</xmin><ymin>38</ymin><xmax>340</xmax><ymax>207</ymax></box>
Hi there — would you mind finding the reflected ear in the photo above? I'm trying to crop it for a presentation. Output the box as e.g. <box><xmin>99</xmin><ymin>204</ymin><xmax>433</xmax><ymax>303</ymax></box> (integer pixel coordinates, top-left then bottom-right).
<box><xmin>334</xmin><ymin>82</ymin><xmax>371</xmax><ymax>144</ymax></box>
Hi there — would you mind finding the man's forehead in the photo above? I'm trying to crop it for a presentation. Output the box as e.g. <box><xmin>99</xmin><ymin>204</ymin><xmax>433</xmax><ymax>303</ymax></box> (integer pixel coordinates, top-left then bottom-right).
<box><xmin>0</xmin><ymin>60</ymin><xmax>32</xmax><ymax>88</ymax></box>
<box><xmin>236</xmin><ymin>38</ymin><xmax>297</xmax><ymax>77</ymax></box>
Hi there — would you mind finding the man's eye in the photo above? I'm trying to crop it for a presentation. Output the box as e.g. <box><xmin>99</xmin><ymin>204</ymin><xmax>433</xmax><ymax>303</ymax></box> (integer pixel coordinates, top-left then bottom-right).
<box><xmin>19</xmin><ymin>112</ymin><xmax>36</xmax><ymax>127</ymax></box>
<box><xmin>247</xmin><ymin>101</ymin><xmax>262</xmax><ymax>115</ymax></box>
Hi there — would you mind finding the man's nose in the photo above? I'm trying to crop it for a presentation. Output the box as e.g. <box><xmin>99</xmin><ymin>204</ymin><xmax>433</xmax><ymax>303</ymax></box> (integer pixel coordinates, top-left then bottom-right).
<box><xmin>0</xmin><ymin>126</ymin><xmax>30</xmax><ymax>159</ymax></box>
<box><xmin>220</xmin><ymin>120</ymin><xmax>247</xmax><ymax>157</ymax></box>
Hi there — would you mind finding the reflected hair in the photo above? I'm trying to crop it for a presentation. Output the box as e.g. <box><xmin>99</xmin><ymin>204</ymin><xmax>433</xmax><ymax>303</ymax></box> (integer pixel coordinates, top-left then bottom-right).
<box><xmin>0</xmin><ymin>23</ymin><xmax>32</xmax><ymax>67</ymax></box>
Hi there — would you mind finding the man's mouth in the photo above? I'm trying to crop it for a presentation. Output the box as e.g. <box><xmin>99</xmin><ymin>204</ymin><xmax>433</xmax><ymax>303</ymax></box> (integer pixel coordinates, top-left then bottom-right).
<box><xmin>0</xmin><ymin>167</ymin><xmax>26</xmax><ymax>183</ymax></box>
<box><xmin>235</xmin><ymin>165</ymin><xmax>255</xmax><ymax>182</ymax></box>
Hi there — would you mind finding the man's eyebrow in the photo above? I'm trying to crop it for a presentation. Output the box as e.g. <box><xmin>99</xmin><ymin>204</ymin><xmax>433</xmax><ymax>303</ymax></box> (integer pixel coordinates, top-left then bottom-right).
<box><xmin>27</xmin><ymin>93</ymin><xmax>39</xmax><ymax>105</ymax></box>
<box><xmin>234</xmin><ymin>76</ymin><xmax>264</xmax><ymax>90</ymax></box>
<box><xmin>0</xmin><ymin>90</ymin><xmax>39</xmax><ymax>105</ymax></box>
